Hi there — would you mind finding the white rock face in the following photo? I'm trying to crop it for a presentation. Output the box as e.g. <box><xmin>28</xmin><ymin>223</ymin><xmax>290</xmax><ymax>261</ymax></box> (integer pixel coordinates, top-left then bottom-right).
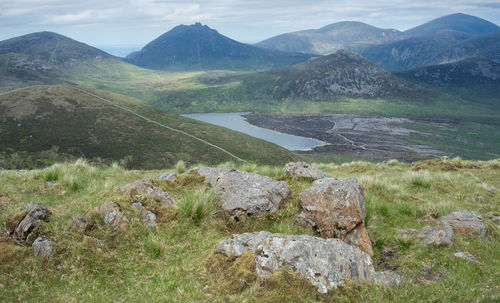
<box><xmin>216</xmin><ymin>231</ymin><xmax>400</xmax><ymax>293</ymax></box>
<box><xmin>193</xmin><ymin>167</ymin><xmax>291</xmax><ymax>219</ymax></box>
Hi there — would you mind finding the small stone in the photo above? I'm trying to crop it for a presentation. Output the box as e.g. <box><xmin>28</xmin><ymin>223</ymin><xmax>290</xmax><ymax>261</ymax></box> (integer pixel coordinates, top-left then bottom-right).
<box><xmin>488</xmin><ymin>214</ymin><xmax>500</xmax><ymax>224</ymax></box>
<box><xmin>284</xmin><ymin>162</ymin><xmax>327</xmax><ymax>180</ymax></box>
<box><xmin>132</xmin><ymin>202</ymin><xmax>156</xmax><ymax>228</ymax></box>
<box><xmin>398</xmin><ymin>224</ymin><xmax>454</xmax><ymax>247</ymax></box>
<box><xmin>119</xmin><ymin>179</ymin><xmax>176</xmax><ymax>205</ymax></box>
<box><xmin>71</xmin><ymin>214</ymin><xmax>92</xmax><ymax>233</ymax></box>
<box><xmin>454</xmin><ymin>252</ymin><xmax>476</xmax><ymax>261</ymax></box>
<box><xmin>438</xmin><ymin>211</ymin><xmax>486</xmax><ymax>238</ymax></box>
<box><xmin>32</xmin><ymin>237</ymin><xmax>53</xmax><ymax>257</ymax></box>
<box><xmin>158</xmin><ymin>172</ymin><xmax>178</xmax><ymax>182</ymax></box>
<box><xmin>99</xmin><ymin>201</ymin><xmax>128</xmax><ymax>231</ymax></box>
<box><xmin>46</xmin><ymin>182</ymin><xmax>54</xmax><ymax>189</ymax></box>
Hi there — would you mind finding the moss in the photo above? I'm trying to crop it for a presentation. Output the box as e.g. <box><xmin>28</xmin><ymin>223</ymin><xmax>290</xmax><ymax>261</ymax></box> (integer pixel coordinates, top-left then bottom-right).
<box><xmin>206</xmin><ymin>251</ymin><xmax>258</xmax><ymax>294</ymax></box>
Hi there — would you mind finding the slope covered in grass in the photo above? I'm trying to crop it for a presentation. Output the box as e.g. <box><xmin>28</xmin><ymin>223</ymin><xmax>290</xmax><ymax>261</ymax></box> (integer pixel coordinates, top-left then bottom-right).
<box><xmin>0</xmin><ymin>158</ymin><xmax>499</xmax><ymax>302</ymax></box>
<box><xmin>0</xmin><ymin>85</ymin><xmax>298</xmax><ymax>169</ymax></box>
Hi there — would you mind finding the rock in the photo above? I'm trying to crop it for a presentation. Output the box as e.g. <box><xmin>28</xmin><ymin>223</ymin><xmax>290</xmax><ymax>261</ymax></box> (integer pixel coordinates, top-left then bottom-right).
<box><xmin>284</xmin><ymin>162</ymin><xmax>327</xmax><ymax>179</ymax></box>
<box><xmin>32</xmin><ymin>237</ymin><xmax>53</xmax><ymax>257</ymax></box>
<box><xmin>453</xmin><ymin>252</ymin><xmax>476</xmax><ymax>261</ymax></box>
<box><xmin>119</xmin><ymin>179</ymin><xmax>176</xmax><ymax>205</ymax></box>
<box><xmin>398</xmin><ymin>224</ymin><xmax>454</xmax><ymax>247</ymax></box>
<box><xmin>6</xmin><ymin>203</ymin><xmax>50</xmax><ymax>244</ymax></box>
<box><xmin>71</xmin><ymin>214</ymin><xmax>93</xmax><ymax>233</ymax></box>
<box><xmin>438</xmin><ymin>211</ymin><xmax>486</xmax><ymax>238</ymax></box>
<box><xmin>191</xmin><ymin>167</ymin><xmax>235</xmax><ymax>186</ymax></box>
<box><xmin>158</xmin><ymin>172</ymin><xmax>178</xmax><ymax>182</ymax></box>
<box><xmin>344</xmin><ymin>224</ymin><xmax>374</xmax><ymax>256</ymax></box>
<box><xmin>132</xmin><ymin>202</ymin><xmax>156</xmax><ymax>228</ymax></box>
<box><xmin>99</xmin><ymin>201</ymin><xmax>128</xmax><ymax>231</ymax></box>
<box><xmin>46</xmin><ymin>182</ymin><xmax>54</xmax><ymax>189</ymax></box>
<box><xmin>193</xmin><ymin>167</ymin><xmax>291</xmax><ymax>218</ymax></box>
<box><xmin>488</xmin><ymin>214</ymin><xmax>500</xmax><ymax>224</ymax></box>
<box><xmin>298</xmin><ymin>178</ymin><xmax>373</xmax><ymax>255</ymax></box>
<box><xmin>216</xmin><ymin>231</ymin><xmax>400</xmax><ymax>293</ymax></box>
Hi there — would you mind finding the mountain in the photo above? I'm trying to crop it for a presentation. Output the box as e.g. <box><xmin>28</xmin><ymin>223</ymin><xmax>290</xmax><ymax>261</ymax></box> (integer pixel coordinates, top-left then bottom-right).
<box><xmin>404</xmin><ymin>13</ymin><xmax>500</xmax><ymax>37</ymax></box>
<box><xmin>233</xmin><ymin>50</ymin><xmax>430</xmax><ymax>101</ymax></box>
<box><xmin>361</xmin><ymin>30</ymin><xmax>500</xmax><ymax>71</ymax></box>
<box><xmin>255</xmin><ymin>21</ymin><xmax>406</xmax><ymax>55</ymax></box>
<box><xmin>0</xmin><ymin>85</ymin><xmax>297</xmax><ymax>169</ymax></box>
<box><xmin>396</xmin><ymin>57</ymin><xmax>500</xmax><ymax>104</ymax></box>
<box><xmin>125</xmin><ymin>23</ymin><xmax>313</xmax><ymax>71</ymax></box>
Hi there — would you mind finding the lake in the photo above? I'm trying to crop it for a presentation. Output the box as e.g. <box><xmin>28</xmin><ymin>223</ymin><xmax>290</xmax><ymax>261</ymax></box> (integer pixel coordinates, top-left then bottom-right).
<box><xmin>182</xmin><ymin>112</ymin><xmax>327</xmax><ymax>151</ymax></box>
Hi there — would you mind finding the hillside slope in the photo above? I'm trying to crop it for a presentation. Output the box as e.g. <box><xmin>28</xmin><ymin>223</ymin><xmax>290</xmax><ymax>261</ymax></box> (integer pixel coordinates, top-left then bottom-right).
<box><xmin>256</xmin><ymin>21</ymin><xmax>405</xmax><ymax>55</ymax></box>
<box><xmin>125</xmin><ymin>23</ymin><xmax>313</xmax><ymax>71</ymax></box>
<box><xmin>404</xmin><ymin>13</ymin><xmax>500</xmax><ymax>36</ymax></box>
<box><xmin>0</xmin><ymin>85</ymin><xmax>297</xmax><ymax>169</ymax></box>
<box><xmin>395</xmin><ymin>57</ymin><xmax>500</xmax><ymax>104</ymax></box>
<box><xmin>361</xmin><ymin>31</ymin><xmax>500</xmax><ymax>71</ymax></box>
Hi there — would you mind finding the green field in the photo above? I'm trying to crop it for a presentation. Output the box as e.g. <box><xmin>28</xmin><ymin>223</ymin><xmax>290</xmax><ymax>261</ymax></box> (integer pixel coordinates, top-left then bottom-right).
<box><xmin>0</xmin><ymin>158</ymin><xmax>499</xmax><ymax>302</ymax></box>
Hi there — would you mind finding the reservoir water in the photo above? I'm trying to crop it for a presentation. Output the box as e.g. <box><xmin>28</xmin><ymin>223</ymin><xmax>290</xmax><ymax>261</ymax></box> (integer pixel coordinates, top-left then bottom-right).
<box><xmin>182</xmin><ymin>112</ymin><xmax>327</xmax><ymax>151</ymax></box>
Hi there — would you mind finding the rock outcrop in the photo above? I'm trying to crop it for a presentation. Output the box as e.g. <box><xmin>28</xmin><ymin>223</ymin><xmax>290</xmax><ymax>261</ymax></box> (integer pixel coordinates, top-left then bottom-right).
<box><xmin>6</xmin><ymin>203</ymin><xmax>50</xmax><ymax>244</ymax></box>
<box><xmin>32</xmin><ymin>237</ymin><xmax>53</xmax><ymax>257</ymax></box>
<box><xmin>158</xmin><ymin>172</ymin><xmax>178</xmax><ymax>182</ymax></box>
<box><xmin>119</xmin><ymin>179</ymin><xmax>176</xmax><ymax>205</ymax></box>
<box><xmin>284</xmin><ymin>162</ymin><xmax>326</xmax><ymax>179</ymax></box>
<box><xmin>438</xmin><ymin>211</ymin><xmax>487</xmax><ymax>238</ymax></box>
<box><xmin>398</xmin><ymin>224</ymin><xmax>454</xmax><ymax>247</ymax></box>
<box><xmin>132</xmin><ymin>202</ymin><xmax>156</xmax><ymax>228</ymax></box>
<box><xmin>216</xmin><ymin>231</ymin><xmax>400</xmax><ymax>293</ymax></box>
<box><xmin>193</xmin><ymin>167</ymin><xmax>291</xmax><ymax>219</ymax></box>
<box><xmin>99</xmin><ymin>202</ymin><xmax>128</xmax><ymax>231</ymax></box>
<box><xmin>298</xmin><ymin>178</ymin><xmax>373</xmax><ymax>255</ymax></box>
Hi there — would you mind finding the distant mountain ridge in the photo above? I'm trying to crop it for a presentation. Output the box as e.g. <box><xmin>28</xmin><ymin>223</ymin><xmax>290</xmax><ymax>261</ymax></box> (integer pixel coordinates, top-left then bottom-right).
<box><xmin>125</xmin><ymin>23</ymin><xmax>313</xmax><ymax>71</ymax></box>
<box><xmin>361</xmin><ymin>31</ymin><xmax>500</xmax><ymax>71</ymax></box>
<box><xmin>404</xmin><ymin>13</ymin><xmax>500</xmax><ymax>36</ymax></box>
<box><xmin>255</xmin><ymin>21</ymin><xmax>406</xmax><ymax>55</ymax></box>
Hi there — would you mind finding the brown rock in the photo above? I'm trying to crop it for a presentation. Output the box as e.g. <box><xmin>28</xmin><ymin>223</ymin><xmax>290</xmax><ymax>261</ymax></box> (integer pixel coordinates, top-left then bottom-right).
<box><xmin>298</xmin><ymin>178</ymin><xmax>372</xmax><ymax>255</ymax></box>
<box><xmin>99</xmin><ymin>202</ymin><xmax>128</xmax><ymax>231</ymax></box>
<box><xmin>71</xmin><ymin>214</ymin><xmax>92</xmax><ymax>233</ymax></box>
<box><xmin>344</xmin><ymin>224</ymin><xmax>373</xmax><ymax>256</ymax></box>
<box><xmin>438</xmin><ymin>211</ymin><xmax>486</xmax><ymax>238</ymax></box>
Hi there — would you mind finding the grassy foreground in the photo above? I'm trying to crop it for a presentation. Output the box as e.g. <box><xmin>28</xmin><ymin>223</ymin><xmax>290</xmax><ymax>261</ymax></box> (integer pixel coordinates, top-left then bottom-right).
<box><xmin>0</xmin><ymin>158</ymin><xmax>499</xmax><ymax>302</ymax></box>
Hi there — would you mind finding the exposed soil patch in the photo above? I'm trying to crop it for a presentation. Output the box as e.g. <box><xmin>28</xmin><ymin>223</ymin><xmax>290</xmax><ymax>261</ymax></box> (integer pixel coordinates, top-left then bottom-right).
<box><xmin>245</xmin><ymin>113</ymin><xmax>453</xmax><ymax>162</ymax></box>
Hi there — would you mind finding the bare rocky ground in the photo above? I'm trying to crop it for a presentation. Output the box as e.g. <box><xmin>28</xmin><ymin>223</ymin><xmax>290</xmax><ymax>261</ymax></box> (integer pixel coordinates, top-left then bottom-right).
<box><xmin>245</xmin><ymin>113</ymin><xmax>454</xmax><ymax>161</ymax></box>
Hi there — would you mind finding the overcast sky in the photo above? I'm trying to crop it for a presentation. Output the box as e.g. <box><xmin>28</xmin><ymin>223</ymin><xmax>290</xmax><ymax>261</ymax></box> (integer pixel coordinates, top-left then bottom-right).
<box><xmin>1</xmin><ymin>0</ymin><xmax>500</xmax><ymax>49</ymax></box>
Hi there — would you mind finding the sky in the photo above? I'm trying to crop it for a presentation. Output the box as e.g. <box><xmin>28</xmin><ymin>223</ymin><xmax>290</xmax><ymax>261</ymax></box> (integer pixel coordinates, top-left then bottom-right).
<box><xmin>1</xmin><ymin>0</ymin><xmax>500</xmax><ymax>51</ymax></box>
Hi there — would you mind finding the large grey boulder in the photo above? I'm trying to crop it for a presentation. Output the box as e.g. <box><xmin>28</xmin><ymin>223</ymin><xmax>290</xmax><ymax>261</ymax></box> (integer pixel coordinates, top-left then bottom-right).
<box><xmin>284</xmin><ymin>162</ymin><xmax>327</xmax><ymax>180</ymax></box>
<box><xmin>119</xmin><ymin>179</ymin><xmax>176</xmax><ymax>205</ymax></box>
<box><xmin>298</xmin><ymin>178</ymin><xmax>373</xmax><ymax>255</ymax></box>
<box><xmin>193</xmin><ymin>167</ymin><xmax>291</xmax><ymax>219</ymax></box>
<box><xmin>216</xmin><ymin>231</ymin><xmax>400</xmax><ymax>293</ymax></box>
<box><xmin>6</xmin><ymin>203</ymin><xmax>50</xmax><ymax>244</ymax></box>
<box><xmin>32</xmin><ymin>237</ymin><xmax>53</xmax><ymax>257</ymax></box>
<box><xmin>398</xmin><ymin>224</ymin><xmax>454</xmax><ymax>247</ymax></box>
<box><xmin>438</xmin><ymin>211</ymin><xmax>486</xmax><ymax>238</ymax></box>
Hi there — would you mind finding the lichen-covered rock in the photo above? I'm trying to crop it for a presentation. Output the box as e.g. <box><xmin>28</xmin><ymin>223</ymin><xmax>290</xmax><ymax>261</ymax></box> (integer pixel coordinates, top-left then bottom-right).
<box><xmin>158</xmin><ymin>172</ymin><xmax>178</xmax><ymax>182</ymax></box>
<box><xmin>454</xmin><ymin>252</ymin><xmax>476</xmax><ymax>261</ymax></box>
<box><xmin>71</xmin><ymin>214</ymin><xmax>92</xmax><ymax>233</ymax></box>
<box><xmin>298</xmin><ymin>178</ymin><xmax>372</xmax><ymax>255</ymax></box>
<box><xmin>32</xmin><ymin>237</ymin><xmax>53</xmax><ymax>257</ymax></box>
<box><xmin>6</xmin><ymin>203</ymin><xmax>50</xmax><ymax>244</ymax></box>
<box><xmin>193</xmin><ymin>167</ymin><xmax>291</xmax><ymax>218</ymax></box>
<box><xmin>216</xmin><ymin>231</ymin><xmax>400</xmax><ymax>293</ymax></box>
<box><xmin>284</xmin><ymin>162</ymin><xmax>327</xmax><ymax>179</ymax></box>
<box><xmin>119</xmin><ymin>179</ymin><xmax>176</xmax><ymax>205</ymax></box>
<box><xmin>398</xmin><ymin>224</ymin><xmax>454</xmax><ymax>247</ymax></box>
<box><xmin>132</xmin><ymin>202</ymin><xmax>156</xmax><ymax>228</ymax></box>
<box><xmin>99</xmin><ymin>202</ymin><xmax>128</xmax><ymax>231</ymax></box>
<box><xmin>438</xmin><ymin>211</ymin><xmax>486</xmax><ymax>238</ymax></box>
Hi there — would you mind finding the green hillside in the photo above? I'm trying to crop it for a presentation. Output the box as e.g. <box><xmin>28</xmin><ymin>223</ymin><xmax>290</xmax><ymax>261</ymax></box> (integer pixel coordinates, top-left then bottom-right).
<box><xmin>0</xmin><ymin>85</ymin><xmax>298</xmax><ymax>169</ymax></box>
